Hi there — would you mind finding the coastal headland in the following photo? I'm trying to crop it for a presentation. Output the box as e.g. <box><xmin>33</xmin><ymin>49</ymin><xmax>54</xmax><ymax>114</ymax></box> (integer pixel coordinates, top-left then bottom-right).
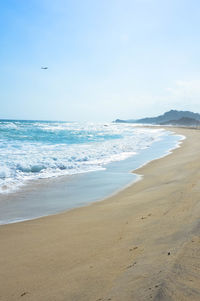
<box><xmin>0</xmin><ymin>127</ymin><xmax>199</xmax><ymax>301</ymax></box>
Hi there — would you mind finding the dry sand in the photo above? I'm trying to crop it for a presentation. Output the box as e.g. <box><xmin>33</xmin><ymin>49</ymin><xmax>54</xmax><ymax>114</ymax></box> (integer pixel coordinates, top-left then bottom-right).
<box><xmin>0</xmin><ymin>127</ymin><xmax>200</xmax><ymax>301</ymax></box>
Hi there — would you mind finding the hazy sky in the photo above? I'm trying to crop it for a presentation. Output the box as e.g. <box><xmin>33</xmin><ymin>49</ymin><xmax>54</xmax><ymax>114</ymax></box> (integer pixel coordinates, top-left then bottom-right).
<box><xmin>1</xmin><ymin>0</ymin><xmax>200</xmax><ymax>121</ymax></box>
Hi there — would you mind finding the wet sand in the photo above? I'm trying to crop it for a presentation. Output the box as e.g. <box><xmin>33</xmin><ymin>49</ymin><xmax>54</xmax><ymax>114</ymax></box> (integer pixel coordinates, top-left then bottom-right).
<box><xmin>0</xmin><ymin>127</ymin><xmax>199</xmax><ymax>301</ymax></box>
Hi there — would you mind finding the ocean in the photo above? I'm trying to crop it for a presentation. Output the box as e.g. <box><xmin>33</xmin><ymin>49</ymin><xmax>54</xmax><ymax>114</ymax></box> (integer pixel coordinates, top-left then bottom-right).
<box><xmin>0</xmin><ymin>120</ymin><xmax>183</xmax><ymax>224</ymax></box>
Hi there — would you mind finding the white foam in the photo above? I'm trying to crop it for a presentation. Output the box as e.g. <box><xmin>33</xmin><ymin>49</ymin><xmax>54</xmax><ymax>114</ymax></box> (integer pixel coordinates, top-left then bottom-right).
<box><xmin>0</xmin><ymin>122</ymin><xmax>166</xmax><ymax>194</ymax></box>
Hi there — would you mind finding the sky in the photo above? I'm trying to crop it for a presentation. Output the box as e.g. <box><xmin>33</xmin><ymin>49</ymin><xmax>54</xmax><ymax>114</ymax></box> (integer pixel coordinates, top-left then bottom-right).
<box><xmin>1</xmin><ymin>0</ymin><xmax>200</xmax><ymax>121</ymax></box>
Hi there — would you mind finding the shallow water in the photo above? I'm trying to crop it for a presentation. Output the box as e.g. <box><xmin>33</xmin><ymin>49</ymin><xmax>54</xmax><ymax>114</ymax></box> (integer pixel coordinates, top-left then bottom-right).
<box><xmin>0</xmin><ymin>120</ymin><xmax>166</xmax><ymax>194</ymax></box>
<box><xmin>0</xmin><ymin>129</ymin><xmax>183</xmax><ymax>225</ymax></box>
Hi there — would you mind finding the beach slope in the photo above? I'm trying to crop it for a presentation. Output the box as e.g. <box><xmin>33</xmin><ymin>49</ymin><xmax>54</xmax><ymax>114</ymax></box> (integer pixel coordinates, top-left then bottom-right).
<box><xmin>0</xmin><ymin>127</ymin><xmax>200</xmax><ymax>301</ymax></box>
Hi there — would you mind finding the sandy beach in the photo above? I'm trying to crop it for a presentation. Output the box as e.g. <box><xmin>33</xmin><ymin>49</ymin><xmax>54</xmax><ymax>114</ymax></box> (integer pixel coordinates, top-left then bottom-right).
<box><xmin>0</xmin><ymin>127</ymin><xmax>199</xmax><ymax>301</ymax></box>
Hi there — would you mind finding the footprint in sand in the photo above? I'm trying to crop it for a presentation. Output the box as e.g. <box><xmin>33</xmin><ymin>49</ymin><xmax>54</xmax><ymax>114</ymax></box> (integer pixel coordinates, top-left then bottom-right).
<box><xmin>141</xmin><ymin>213</ymin><xmax>152</xmax><ymax>220</ymax></box>
<box><xmin>127</xmin><ymin>261</ymin><xmax>137</xmax><ymax>269</ymax></box>
<box><xmin>20</xmin><ymin>292</ymin><xmax>29</xmax><ymax>297</ymax></box>
<box><xmin>129</xmin><ymin>246</ymin><xmax>138</xmax><ymax>251</ymax></box>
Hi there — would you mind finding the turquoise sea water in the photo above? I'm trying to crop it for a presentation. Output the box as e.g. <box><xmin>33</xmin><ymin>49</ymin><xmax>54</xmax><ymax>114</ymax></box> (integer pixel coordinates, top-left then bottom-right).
<box><xmin>0</xmin><ymin>120</ymin><xmax>183</xmax><ymax>224</ymax></box>
<box><xmin>0</xmin><ymin>120</ymin><xmax>167</xmax><ymax>193</ymax></box>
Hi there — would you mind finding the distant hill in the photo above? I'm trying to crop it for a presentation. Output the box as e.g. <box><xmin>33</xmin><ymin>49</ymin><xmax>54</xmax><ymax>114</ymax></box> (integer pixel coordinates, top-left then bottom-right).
<box><xmin>114</xmin><ymin>110</ymin><xmax>200</xmax><ymax>125</ymax></box>
<box><xmin>161</xmin><ymin>117</ymin><xmax>200</xmax><ymax>127</ymax></box>
<box><xmin>115</xmin><ymin>119</ymin><xmax>127</xmax><ymax>123</ymax></box>
<box><xmin>115</xmin><ymin>118</ymin><xmax>136</xmax><ymax>123</ymax></box>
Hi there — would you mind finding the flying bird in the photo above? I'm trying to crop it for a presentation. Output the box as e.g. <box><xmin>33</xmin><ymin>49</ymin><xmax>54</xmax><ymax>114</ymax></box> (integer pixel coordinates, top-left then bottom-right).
<box><xmin>41</xmin><ymin>66</ymin><xmax>48</xmax><ymax>70</ymax></box>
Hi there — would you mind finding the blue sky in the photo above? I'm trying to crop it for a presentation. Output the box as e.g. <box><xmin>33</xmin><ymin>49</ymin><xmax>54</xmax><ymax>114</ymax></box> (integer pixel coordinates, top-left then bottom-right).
<box><xmin>1</xmin><ymin>0</ymin><xmax>200</xmax><ymax>121</ymax></box>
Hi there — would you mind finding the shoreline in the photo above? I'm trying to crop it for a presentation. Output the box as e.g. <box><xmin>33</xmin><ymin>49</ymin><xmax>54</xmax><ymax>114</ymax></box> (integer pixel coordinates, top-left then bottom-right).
<box><xmin>0</xmin><ymin>128</ymin><xmax>181</xmax><ymax>225</ymax></box>
<box><xmin>0</xmin><ymin>127</ymin><xmax>200</xmax><ymax>300</ymax></box>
